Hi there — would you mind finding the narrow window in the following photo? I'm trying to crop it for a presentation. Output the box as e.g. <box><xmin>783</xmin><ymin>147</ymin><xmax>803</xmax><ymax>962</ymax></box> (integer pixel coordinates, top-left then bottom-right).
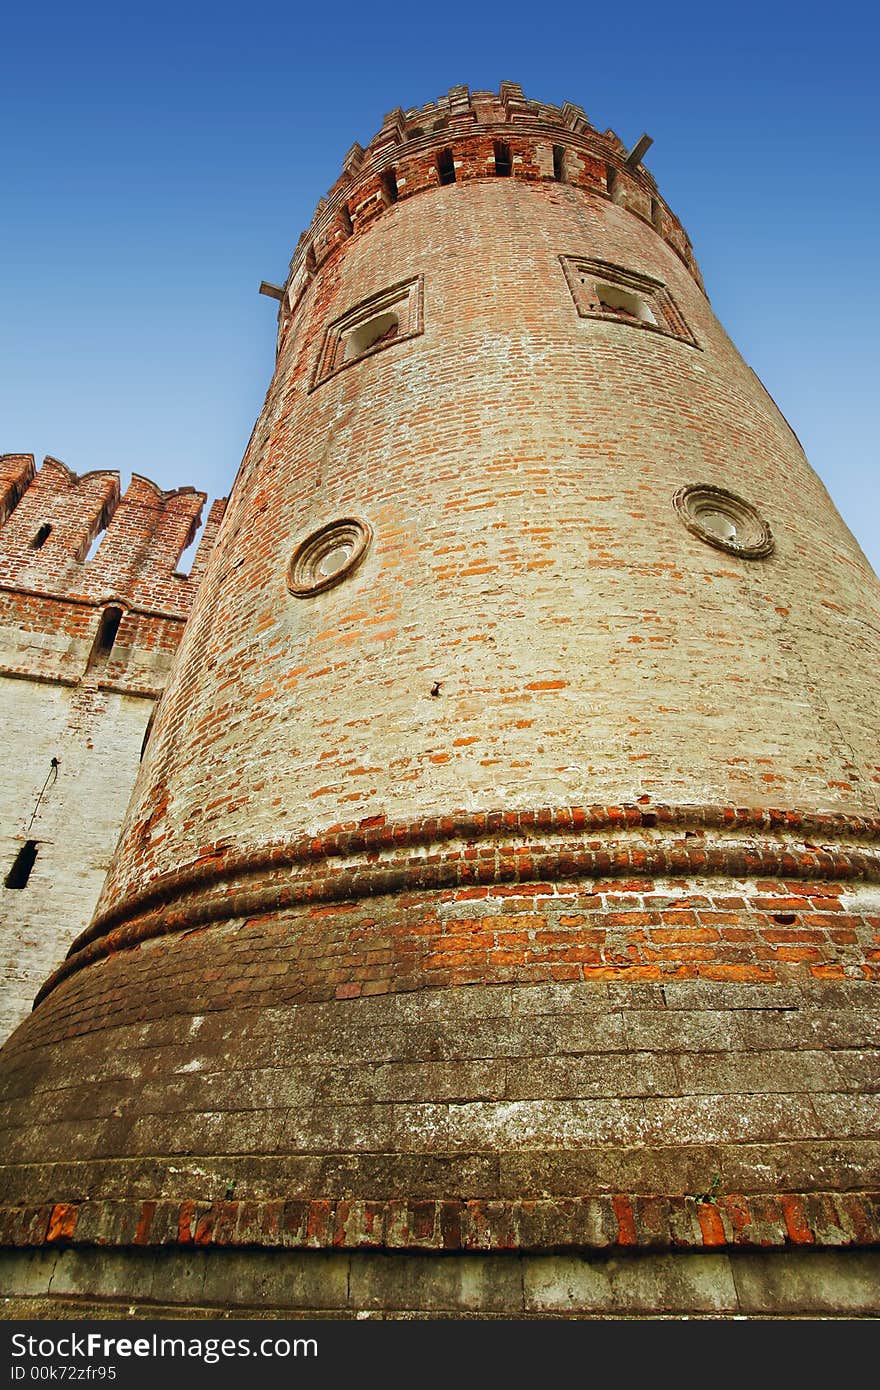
<box><xmin>595</xmin><ymin>282</ymin><xmax>657</xmax><ymax>325</ymax></box>
<box><xmin>494</xmin><ymin>141</ymin><xmax>511</xmax><ymax>176</ymax></box>
<box><xmin>140</xmin><ymin>706</ymin><xmax>157</xmax><ymax>761</ymax></box>
<box><xmin>31</xmin><ymin>524</ymin><xmax>51</xmax><ymax>549</ymax></box>
<box><xmin>339</xmin><ymin>204</ymin><xmax>353</xmax><ymax>236</ymax></box>
<box><xmin>342</xmin><ymin>310</ymin><xmax>399</xmax><ymax>362</ymax></box>
<box><xmin>651</xmin><ymin>197</ymin><xmax>662</xmax><ymax>229</ymax></box>
<box><xmin>606</xmin><ymin>165</ymin><xmax>617</xmax><ymax>199</ymax></box>
<box><xmin>86</xmin><ymin>605</ymin><xmax>123</xmax><ymax>670</ymax></box>
<box><xmin>82</xmin><ymin>522</ymin><xmax>107</xmax><ymax>564</ymax></box>
<box><xmin>437</xmin><ymin>148</ymin><xmax>456</xmax><ymax>185</ymax></box>
<box><xmin>381</xmin><ymin>168</ymin><xmax>399</xmax><ymax>203</ymax></box>
<box><xmin>552</xmin><ymin>144</ymin><xmax>566</xmax><ymax>182</ymax></box>
<box><xmin>5</xmin><ymin>841</ymin><xmax>38</xmax><ymax>890</ymax></box>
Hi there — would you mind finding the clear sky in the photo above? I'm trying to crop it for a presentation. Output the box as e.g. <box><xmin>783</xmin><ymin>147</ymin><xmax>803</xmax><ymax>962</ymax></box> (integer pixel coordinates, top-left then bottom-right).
<box><xmin>2</xmin><ymin>1</ymin><xmax>878</xmax><ymax>574</ymax></box>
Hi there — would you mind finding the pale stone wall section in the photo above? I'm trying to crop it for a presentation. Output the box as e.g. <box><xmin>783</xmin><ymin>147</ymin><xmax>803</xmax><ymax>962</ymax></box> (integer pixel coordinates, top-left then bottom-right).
<box><xmin>0</xmin><ymin>676</ymin><xmax>152</xmax><ymax>1040</ymax></box>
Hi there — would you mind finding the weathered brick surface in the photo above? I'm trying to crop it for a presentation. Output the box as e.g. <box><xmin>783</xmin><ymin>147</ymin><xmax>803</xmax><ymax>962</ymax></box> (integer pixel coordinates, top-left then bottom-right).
<box><xmin>92</xmin><ymin>93</ymin><xmax>880</xmax><ymax>925</ymax></box>
<box><xmin>0</xmin><ymin>84</ymin><xmax>878</xmax><ymax>1316</ymax></box>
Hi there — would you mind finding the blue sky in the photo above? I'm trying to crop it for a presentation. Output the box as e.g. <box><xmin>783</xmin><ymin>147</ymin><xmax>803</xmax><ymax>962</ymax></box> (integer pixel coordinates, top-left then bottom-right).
<box><xmin>2</xmin><ymin>1</ymin><xmax>878</xmax><ymax>574</ymax></box>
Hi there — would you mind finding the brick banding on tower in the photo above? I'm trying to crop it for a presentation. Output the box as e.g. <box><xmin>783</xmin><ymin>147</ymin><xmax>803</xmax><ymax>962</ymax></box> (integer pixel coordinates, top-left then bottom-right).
<box><xmin>29</xmin><ymin>803</ymin><xmax>880</xmax><ymax>1006</ymax></box>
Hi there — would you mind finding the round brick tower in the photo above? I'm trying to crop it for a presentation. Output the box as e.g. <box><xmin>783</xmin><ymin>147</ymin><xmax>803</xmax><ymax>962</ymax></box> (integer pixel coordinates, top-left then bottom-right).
<box><xmin>2</xmin><ymin>84</ymin><xmax>879</xmax><ymax>1319</ymax></box>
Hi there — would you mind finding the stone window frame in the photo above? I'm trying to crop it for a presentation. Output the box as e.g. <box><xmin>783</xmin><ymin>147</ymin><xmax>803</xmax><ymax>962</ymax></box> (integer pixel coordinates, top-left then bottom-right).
<box><xmin>560</xmin><ymin>255</ymin><xmax>698</xmax><ymax>348</ymax></box>
<box><xmin>287</xmin><ymin>517</ymin><xmax>374</xmax><ymax>597</ymax></box>
<box><xmin>673</xmin><ymin>483</ymin><xmax>774</xmax><ymax>559</ymax></box>
<box><xmin>310</xmin><ymin>275</ymin><xmax>424</xmax><ymax>390</ymax></box>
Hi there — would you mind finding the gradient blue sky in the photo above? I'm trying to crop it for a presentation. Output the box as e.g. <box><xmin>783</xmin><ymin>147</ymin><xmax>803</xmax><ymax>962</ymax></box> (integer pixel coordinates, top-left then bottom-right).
<box><xmin>2</xmin><ymin>1</ymin><xmax>878</xmax><ymax>573</ymax></box>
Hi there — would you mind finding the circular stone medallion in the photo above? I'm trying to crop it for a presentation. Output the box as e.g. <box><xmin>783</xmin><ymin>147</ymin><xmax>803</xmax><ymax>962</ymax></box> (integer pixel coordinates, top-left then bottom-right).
<box><xmin>673</xmin><ymin>483</ymin><xmax>774</xmax><ymax>558</ymax></box>
<box><xmin>287</xmin><ymin>517</ymin><xmax>373</xmax><ymax>596</ymax></box>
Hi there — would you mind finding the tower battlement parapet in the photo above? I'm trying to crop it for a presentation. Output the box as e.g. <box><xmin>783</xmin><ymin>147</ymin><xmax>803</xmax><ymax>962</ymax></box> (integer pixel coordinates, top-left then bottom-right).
<box><xmin>279</xmin><ymin>83</ymin><xmax>702</xmax><ymax>344</ymax></box>
<box><xmin>0</xmin><ymin>454</ymin><xmax>225</xmax><ymax>696</ymax></box>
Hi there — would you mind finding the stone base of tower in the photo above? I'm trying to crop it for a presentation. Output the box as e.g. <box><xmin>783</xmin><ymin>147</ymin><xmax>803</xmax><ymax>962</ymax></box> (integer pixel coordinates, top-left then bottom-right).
<box><xmin>1</xmin><ymin>845</ymin><xmax>878</xmax><ymax>1320</ymax></box>
<box><xmin>3</xmin><ymin>1246</ymin><xmax>880</xmax><ymax>1319</ymax></box>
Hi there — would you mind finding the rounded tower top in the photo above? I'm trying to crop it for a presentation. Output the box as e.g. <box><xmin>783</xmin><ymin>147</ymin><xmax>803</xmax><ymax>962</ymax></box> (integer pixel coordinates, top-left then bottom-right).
<box><xmin>275</xmin><ymin>83</ymin><xmax>704</xmax><ymax>353</ymax></box>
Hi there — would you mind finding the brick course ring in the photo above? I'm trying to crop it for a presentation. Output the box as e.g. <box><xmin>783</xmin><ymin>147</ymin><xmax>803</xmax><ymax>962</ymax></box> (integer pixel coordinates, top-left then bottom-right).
<box><xmin>33</xmin><ymin>802</ymin><xmax>880</xmax><ymax>1007</ymax></box>
<box><xmin>3</xmin><ymin>1190</ymin><xmax>879</xmax><ymax>1255</ymax></box>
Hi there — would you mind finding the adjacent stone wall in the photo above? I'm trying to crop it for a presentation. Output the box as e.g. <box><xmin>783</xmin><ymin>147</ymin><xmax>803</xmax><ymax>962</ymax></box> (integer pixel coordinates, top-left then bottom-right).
<box><xmin>0</xmin><ymin>680</ymin><xmax>157</xmax><ymax>1040</ymax></box>
<box><xmin>0</xmin><ymin>456</ymin><xmax>225</xmax><ymax>1037</ymax></box>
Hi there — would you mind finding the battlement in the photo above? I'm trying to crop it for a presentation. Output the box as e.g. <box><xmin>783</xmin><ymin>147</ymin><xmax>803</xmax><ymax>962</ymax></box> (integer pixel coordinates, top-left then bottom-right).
<box><xmin>277</xmin><ymin>83</ymin><xmax>703</xmax><ymax>345</ymax></box>
<box><xmin>0</xmin><ymin>455</ymin><xmax>225</xmax><ymax>696</ymax></box>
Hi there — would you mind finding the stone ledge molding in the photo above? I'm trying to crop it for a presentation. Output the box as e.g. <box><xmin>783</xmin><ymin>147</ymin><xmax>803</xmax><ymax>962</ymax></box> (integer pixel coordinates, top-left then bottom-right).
<box><xmin>33</xmin><ymin>802</ymin><xmax>880</xmax><ymax>1005</ymax></box>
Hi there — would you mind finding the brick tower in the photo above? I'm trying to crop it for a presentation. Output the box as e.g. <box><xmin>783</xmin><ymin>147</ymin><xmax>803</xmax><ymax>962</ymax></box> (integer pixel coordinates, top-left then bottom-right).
<box><xmin>1</xmin><ymin>85</ymin><xmax>878</xmax><ymax>1318</ymax></box>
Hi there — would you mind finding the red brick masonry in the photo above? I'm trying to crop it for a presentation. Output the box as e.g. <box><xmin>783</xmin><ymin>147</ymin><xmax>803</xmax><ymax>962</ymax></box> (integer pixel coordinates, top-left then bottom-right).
<box><xmin>4</xmin><ymin>1189</ymin><xmax>879</xmax><ymax>1253</ymax></box>
<box><xmin>34</xmin><ymin>803</ymin><xmax>880</xmax><ymax>1008</ymax></box>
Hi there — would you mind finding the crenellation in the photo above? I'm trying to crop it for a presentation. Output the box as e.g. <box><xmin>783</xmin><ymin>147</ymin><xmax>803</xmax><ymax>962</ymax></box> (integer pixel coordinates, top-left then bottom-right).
<box><xmin>279</xmin><ymin>86</ymin><xmax>702</xmax><ymax>346</ymax></box>
<box><xmin>0</xmin><ymin>455</ymin><xmax>35</xmax><ymax>528</ymax></box>
<box><xmin>311</xmin><ymin>208</ymin><xmax>353</xmax><ymax>269</ymax></box>
<box><xmin>105</xmin><ymin>477</ymin><xmax>205</xmax><ymax>586</ymax></box>
<box><xmin>374</xmin><ymin>107</ymin><xmax>407</xmax><ymax>150</ymax></box>
<box><xmin>608</xmin><ymin>163</ymin><xmax>654</xmax><ymax>221</ymax></box>
<box><xmin>0</xmin><ymin>459</ymin><xmax>120</xmax><ymax>591</ymax></box>
<box><xmin>0</xmin><ymin>458</ymin><xmax>213</xmax><ymax>620</ymax></box>
<box><xmin>560</xmin><ymin>100</ymin><xmax>590</xmax><ymax>132</ymax></box>
<box><xmin>187</xmin><ymin>497</ymin><xmax>228</xmax><ymax>587</ymax></box>
<box><xmin>348</xmin><ymin>172</ymin><xmax>394</xmax><ymax>233</ymax></box>
<box><xmin>341</xmin><ymin>143</ymin><xmax>366</xmax><ymax>177</ymax></box>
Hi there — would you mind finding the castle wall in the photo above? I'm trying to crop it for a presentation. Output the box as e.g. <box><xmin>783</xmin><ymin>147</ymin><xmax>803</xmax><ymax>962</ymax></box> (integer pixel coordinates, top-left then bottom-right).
<box><xmin>0</xmin><ymin>456</ymin><xmax>224</xmax><ymax>1037</ymax></box>
<box><xmin>0</xmin><ymin>679</ymin><xmax>153</xmax><ymax>1039</ymax></box>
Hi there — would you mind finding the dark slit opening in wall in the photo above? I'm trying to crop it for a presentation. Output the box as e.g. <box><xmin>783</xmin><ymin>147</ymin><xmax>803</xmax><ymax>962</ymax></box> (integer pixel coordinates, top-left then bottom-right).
<box><xmin>31</xmin><ymin>524</ymin><xmax>51</xmax><ymax>550</ymax></box>
<box><xmin>552</xmin><ymin>145</ymin><xmax>566</xmax><ymax>182</ymax></box>
<box><xmin>140</xmin><ymin>705</ymin><xmax>157</xmax><ymax>761</ymax></box>
<box><xmin>382</xmin><ymin>168</ymin><xmax>399</xmax><ymax>203</ymax></box>
<box><xmin>437</xmin><ymin>148</ymin><xmax>456</xmax><ymax>185</ymax></box>
<box><xmin>606</xmin><ymin>165</ymin><xmax>616</xmax><ymax>198</ymax></box>
<box><xmin>86</xmin><ymin>605</ymin><xmax>123</xmax><ymax>670</ymax></box>
<box><xmin>494</xmin><ymin>141</ymin><xmax>511</xmax><ymax>176</ymax></box>
<box><xmin>5</xmin><ymin>841</ymin><xmax>38</xmax><ymax>890</ymax></box>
